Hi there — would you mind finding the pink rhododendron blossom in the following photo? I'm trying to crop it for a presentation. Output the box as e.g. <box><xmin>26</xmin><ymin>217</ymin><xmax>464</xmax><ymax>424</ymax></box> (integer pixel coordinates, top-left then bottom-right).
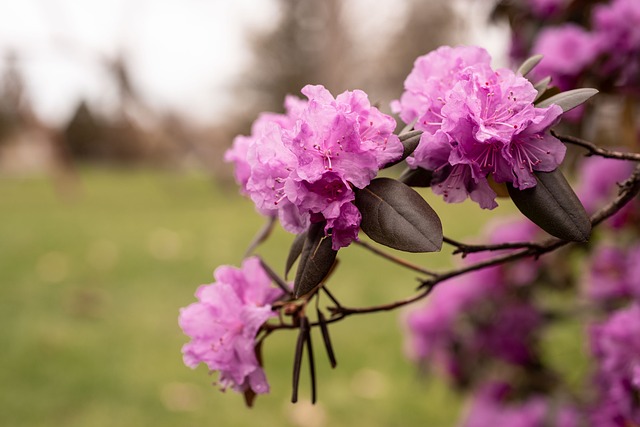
<box><xmin>576</xmin><ymin>155</ymin><xmax>636</xmax><ymax>228</ymax></box>
<box><xmin>178</xmin><ymin>257</ymin><xmax>284</xmax><ymax>395</ymax></box>
<box><xmin>584</xmin><ymin>244</ymin><xmax>632</xmax><ymax>302</ymax></box>
<box><xmin>226</xmin><ymin>85</ymin><xmax>403</xmax><ymax>250</ymax></box>
<box><xmin>225</xmin><ymin>95</ymin><xmax>307</xmax><ymax>196</ymax></box>
<box><xmin>530</xmin><ymin>24</ymin><xmax>598</xmax><ymax>91</ymax></box>
<box><xmin>593</xmin><ymin>0</ymin><xmax>640</xmax><ymax>87</ymax></box>
<box><xmin>393</xmin><ymin>46</ymin><xmax>565</xmax><ymax>209</ymax></box>
<box><xmin>462</xmin><ymin>383</ymin><xmax>580</xmax><ymax>427</ymax></box>
<box><xmin>589</xmin><ymin>304</ymin><xmax>640</xmax><ymax>425</ymax></box>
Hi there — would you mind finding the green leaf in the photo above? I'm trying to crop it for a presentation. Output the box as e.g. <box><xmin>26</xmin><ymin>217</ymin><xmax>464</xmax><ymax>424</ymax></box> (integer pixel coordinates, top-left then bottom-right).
<box><xmin>285</xmin><ymin>231</ymin><xmax>307</xmax><ymax>279</ymax></box>
<box><xmin>536</xmin><ymin>88</ymin><xmax>598</xmax><ymax>112</ymax></box>
<box><xmin>293</xmin><ymin>222</ymin><xmax>337</xmax><ymax>298</ymax></box>
<box><xmin>507</xmin><ymin>169</ymin><xmax>591</xmax><ymax>242</ymax></box>
<box><xmin>355</xmin><ymin>177</ymin><xmax>443</xmax><ymax>252</ymax></box>
<box><xmin>398</xmin><ymin>166</ymin><xmax>434</xmax><ymax>187</ymax></box>
<box><xmin>533</xmin><ymin>76</ymin><xmax>552</xmax><ymax>102</ymax></box>
<box><xmin>517</xmin><ymin>54</ymin><xmax>543</xmax><ymax>77</ymax></box>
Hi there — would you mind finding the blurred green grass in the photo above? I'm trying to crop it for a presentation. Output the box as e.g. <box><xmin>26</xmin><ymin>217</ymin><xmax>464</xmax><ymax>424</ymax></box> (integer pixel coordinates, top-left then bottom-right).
<box><xmin>0</xmin><ymin>168</ymin><xmax>583</xmax><ymax>427</ymax></box>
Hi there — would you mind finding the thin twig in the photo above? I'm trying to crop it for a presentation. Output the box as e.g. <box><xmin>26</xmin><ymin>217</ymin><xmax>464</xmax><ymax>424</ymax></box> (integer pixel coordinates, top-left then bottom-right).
<box><xmin>443</xmin><ymin>236</ymin><xmax>543</xmax><ymax>256</ymax></box>
<box><xmin>552</xmin><ymin>131</ymin><xmax>640</xmax><ymax>162</ymax></box>
<box><xmin>354</xmin><ymin>240</ymin><xmax>438</xmax><ymax>277</ymax></box>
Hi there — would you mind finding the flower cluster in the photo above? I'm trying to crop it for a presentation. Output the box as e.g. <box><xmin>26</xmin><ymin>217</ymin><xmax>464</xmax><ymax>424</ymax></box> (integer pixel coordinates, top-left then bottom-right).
<box><xmin>461</xmin><ymin>382</ymin><xmax>579</xmax><ymax>427</ymax></box>
<box><xmin>392</xmin><ymin>46</ymin><xmax>565</xmax><ymax>209</ymax></box>
<box><xmin>226</xmin><ymin>85</ymin><xmax>403</xmax><ymax>250</ymax></box>
<box><xmin>523</xmin><ymin>0</ymin><xmax>640</xmax><ymax>92</ymax></box>
<box><xmin>178</xmin><ymin>257</ymin><xmax>284</xmax><ymax>395</ymax></box>
<box><xmin>583</xmin><ymin>244</ymin><xmax>640</xmax><ymax>303</ymax></box>
<box><xmin>589</xmin><ymin>304</ymin><xmax>640</xmax><ymax>425</ymax></box>
<box><xmin>576</xmin><ymin>155</ymin><xmax>636</xmax><ymax>228</ymax></box>
<box><xmin>405</xmin><ymin>218</ymin><xmax>543</xmax><ymax>385</ymax></box>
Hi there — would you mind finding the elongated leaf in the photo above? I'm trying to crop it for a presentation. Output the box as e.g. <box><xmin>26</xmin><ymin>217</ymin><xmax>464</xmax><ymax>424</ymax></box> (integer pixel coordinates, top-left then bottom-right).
<box><xmin>293</xmin><ymin>222</ymin><xmax>337</xmax><ymax>298</ymax></box>
<box><xmin>533</xmin><ymin>76</ymin><xmax>552</xmax><ymax>101</ymax></box>
<box><xmin>317</xmin><ymin>308</ymin><xmax>337</xmax><ymax>368</ymax></box>
<box><xmin>518</xmin><ymin>54</ymin><xmax>543</xmax><ymax>77</ymax></box>
<box><xmin>507</xmin><ymin>169</ymin><xmax>591</xmax><ymax>242</ymax></box>
<box><xmin>355</xmin><ymin>178</ymin><xmax>443</xmax><ymax>252</ymax></box>
<box><xmin>399</xmin><ymin>166</ymin><xmax>434</xmax><ymax>187</ymax></box>
<box><xmin>291</xmin><ymin>317</ymin><xmax>308</xmax><ymax>403</ymax></box>
<box><xmin>536</xmin><ymin>88</ymin><xmax>598</xmax><ymax>112</ymax></box>
<box><xmin>304</xmin><ymin>316</ymin><xmax>317</xmax><ymax>404</ymax></box>
<box><xmin>285</xmin><ymin>231</ymin><xmax>307</xmax><ymax>279</ymax></box>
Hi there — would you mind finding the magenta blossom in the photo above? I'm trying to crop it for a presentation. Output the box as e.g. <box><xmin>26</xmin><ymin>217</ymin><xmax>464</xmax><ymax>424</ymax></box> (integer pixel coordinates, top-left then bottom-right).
<box><xmin>530</xmin><ymin>24</ymin><xmax>598</xmax><ymax>91</ymax></box>
<box><xmin>462</xmin><ymin>382</ymin><xmax>581</xmax><ymax>427</ymax></box>
<box><xmin>393</xmin><ymin>46</ymin><xmax>565</xmax><ymax>209</ymax></box>
<box><xmin>227</xmin><ymin>85</ymin><xmax>403</xmax><ymax>250</ymax></box>
<box><xmin>589</xmin><ymin>304</ymin><xmax>640</xmax><ymax>425</ymax></box>
<box><xmin>576</xmin><ymin>155</ymin><xmax>635</xmax><ymax>228</ymax></box>
<box><xmin>225</xmin><ymin>95</ymin><xmax>307</xmax><ymax>197</ymax></box>
<box><xmin>584</xmin><ymin>244</ymin><xmax>632</xmax><ymax>303</ymax></box>
<box><xmin>178</xmin><ymin>257</ymin><xmax>284</xmax><ymax>395</ymax></box>
<box><xmin>593</xmin><ymin>0</ymin><xmax>640</xmax><ymax>88</ymax></box>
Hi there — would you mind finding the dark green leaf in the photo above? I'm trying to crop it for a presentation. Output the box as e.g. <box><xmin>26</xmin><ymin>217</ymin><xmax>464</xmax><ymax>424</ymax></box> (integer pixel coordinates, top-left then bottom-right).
<box><xmin>285</xmin><ymin>231</ymin><xmax>307</xmax><ymax>280</ymax></box>
<box><xmin>304</xmin><ymin>316</ymin><xmax>316</xmax><ymax>404</ymax></box>
<box><xmin>399</xmin><ymin>166</ymin><xmax>434</xmax><ymax>187</ymax></box>
<box><xmin>258</xmin><ymin>258</ymin><xmax>291</xmax><ymax>295</ymax></box>
<box><xmin>355</xmin><ymin>178</ymin><xmax>443</xmax><ymax>252</ymax></box>
<box><xmin>317</xmin><ymin>308</ymin><xmax>337</xmax><ymax>368</ymax></box>
<box><xmin>293</xmin><ymin>222</ymin><xmax>337</xmax><ymax>298</ymax></box>
<box><xmin>536</xmin><ymin>88</ymin><xmax>598</xmax><ymax>112</ymax></box>
<box><xmin>507</xmin><ymin>169</ymin><xmax>591</xmax><ymax>242</ymax></box>
<box><xmin>534</xmin><ymin>85</ymin><xmax>561</xmax><ymax>105</ymax></box>
<box><xmin>517</xmin><ymin>54</ymin><xmax>543</xmax><ymax>77</ymax></box>
<box><xmin>291</xmin><ymin>317</ymin><xmax>308</xmax><ymax>403</ymax></box>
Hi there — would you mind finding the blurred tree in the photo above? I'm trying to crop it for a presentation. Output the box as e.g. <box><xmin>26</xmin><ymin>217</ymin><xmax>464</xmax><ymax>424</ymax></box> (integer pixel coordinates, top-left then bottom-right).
<box><xmin>362</xmin><ymin>0</ymin><xmax>461</xmax><ymax>111</ymax></box>
<box><xmin>237</xmin><ymin>0</ymin><xmax>351</xmax><ymax>127</ymax></box>
<box><xmin>237</xmin><ymin>0</ymin><xmax>460</xmax><ymax>130</ymax></box>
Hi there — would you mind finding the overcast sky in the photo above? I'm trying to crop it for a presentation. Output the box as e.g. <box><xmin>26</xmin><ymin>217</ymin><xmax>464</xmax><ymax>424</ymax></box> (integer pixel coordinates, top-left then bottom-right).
<box><xmin>0</xmin><ymin>0</ymin><xmax>507</xmax><ymax>126</ymax></box>
<box><xmin>0</xmin><ymin>0</ymin><xmax>278</xmax><ymax>125</ymax></box>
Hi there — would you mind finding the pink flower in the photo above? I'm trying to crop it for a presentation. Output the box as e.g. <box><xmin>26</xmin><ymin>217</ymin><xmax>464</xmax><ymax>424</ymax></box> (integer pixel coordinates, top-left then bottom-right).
<box><xmin>393</xmin><ymin>46</ymin><xmax>565</xmax><ymax>209</ymax></box>
<box><xmin>227</xmin><ymin>85</ymin><xmax>403</xmax><ymax>250</ymax></box>
<box><xmin>589</xmin><ymin>304</ymin><xmax>640</xmax><ymax>425</ymax></box>
<box><xmin>530</xmin><ymin>24</ymin><xmax>599</xmax><ymax>91</ymax></box>
<box><xmin>593</xmin><ymin>0</ymin><xmax>640</xmax><ymax>87</ymax></box>
<box><xmin>462</xmin><ymin>383</ymin><xmax>581</xmax><ymax>427</ymax></box>
<box><xmin>576</xmin><ymin>155</ymin><xmax>635</xmax><ymax>228</ymax></box>
<box><xmin>225</xmin><ymin>96</ymin><xmax>306</xmax><ymax>196</ymax></box>
<box><xmin>178</xmin><ymin>257</ymin><xmax>283</xmax><ymax>395</ymax></box>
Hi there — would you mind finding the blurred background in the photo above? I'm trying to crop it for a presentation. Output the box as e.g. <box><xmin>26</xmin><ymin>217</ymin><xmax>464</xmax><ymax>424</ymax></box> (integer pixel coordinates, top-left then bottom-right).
<box><xmin>0</xmin><ymin>1</ymin><xmax>535</xmax><ymax>426</ymax></box>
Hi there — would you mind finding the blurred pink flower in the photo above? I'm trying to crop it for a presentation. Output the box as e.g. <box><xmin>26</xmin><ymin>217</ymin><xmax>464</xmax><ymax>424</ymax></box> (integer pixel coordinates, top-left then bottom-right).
<box><xmin>530</xmin><ymin>24</ymin><xmax>598</xmax><ymax>91</ymax></box>
<box><xmin>589</xmin><ymin>304</ymin><xmax>640</xmax><ymax>425</ymax></box>
<box><xmin>179</xmin><ymin>257</ymin><xmax>283</xmax><ymax>395</ymax></box>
